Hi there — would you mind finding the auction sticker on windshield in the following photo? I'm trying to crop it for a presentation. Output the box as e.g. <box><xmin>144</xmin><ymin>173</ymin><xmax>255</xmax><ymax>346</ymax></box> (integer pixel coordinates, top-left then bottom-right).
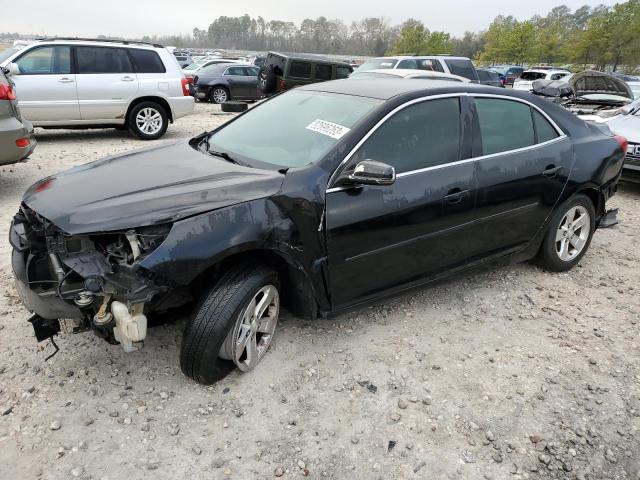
<box><xmin>306</xmin><ymin>119</ymin><xmax>351</xmax><ymax>140</ymax></box>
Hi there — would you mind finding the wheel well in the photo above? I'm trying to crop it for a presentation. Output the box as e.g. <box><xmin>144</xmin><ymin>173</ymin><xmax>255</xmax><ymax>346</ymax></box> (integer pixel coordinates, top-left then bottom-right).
<box><xmin>576</xmin><ymin>187</ymin><xmax>603</xmax><ymax>217</ymax></box>
<box><xmin>189</xmin><ymin>250</ymin><xmax>318</xmax><ymax>319</ymax></box>
<box><xmin>126</xmin><ymin>96</ymin><xmax>173</xmax><ymax>123</ymax></box>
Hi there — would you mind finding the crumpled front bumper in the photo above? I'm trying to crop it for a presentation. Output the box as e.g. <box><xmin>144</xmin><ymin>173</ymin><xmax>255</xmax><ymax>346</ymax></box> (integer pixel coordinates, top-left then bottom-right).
<box><xmin>11</xmin><ymin>246</ymin><xmax>83</xmax><ymax>320</ymax></box>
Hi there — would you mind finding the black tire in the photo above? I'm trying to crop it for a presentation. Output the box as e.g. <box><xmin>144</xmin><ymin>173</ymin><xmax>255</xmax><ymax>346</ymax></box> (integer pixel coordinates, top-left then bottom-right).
<box><xmin>537</xmin><ymin>194</ymin><xmax>595</xmax><ymax>272</ymax></box>
<box><xmin>127</xmin><ymin>101</ymin><xmax>168</xmax><ymax>140</ymax></box>
<box><xmin>258</xmin><ymin>66</ymin><xmax>276</xmax><ymax>94</ymax></box>
<box><xmin>180</xmin><ymin>264</ymin><xmax>279</xmax><ymax>385</ymax></box>
<box><xmin>209</xmin><ymin>86</ymin><xmax>229</xmax><ymax>104</ymax></box>
<box><xmin>221</xmin><ymin>101</ymin><xmax>248</xmax><ymax>113</ymax></box>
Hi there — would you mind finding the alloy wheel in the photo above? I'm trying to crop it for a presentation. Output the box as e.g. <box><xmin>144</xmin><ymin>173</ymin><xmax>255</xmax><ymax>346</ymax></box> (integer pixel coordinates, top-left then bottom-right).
<box><xmin>555</xmin><ymin>205</ymin><xmax>590</xmax><ymax>262</ymax></box>
<box><xmin>135</xmin><ymin>107</ymin><xmax>163</xmax><ymax>135</ymax></box>
<box><xmin>212</xmin><ymin>88</ymin><xmax>228</xmax><ymax>103</ymax></box>
<box><xmin>219</xmin><ymin>285</ymin><xmax>280</xmax><ymax>371</ymax></box>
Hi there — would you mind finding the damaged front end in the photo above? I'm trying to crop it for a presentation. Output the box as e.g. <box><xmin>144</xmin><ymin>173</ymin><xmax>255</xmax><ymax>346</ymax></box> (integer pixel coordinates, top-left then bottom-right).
<box><xmin>10</xmin><ymin>204</ymin><xmax>172</xmax><ymax>353</ymax></box>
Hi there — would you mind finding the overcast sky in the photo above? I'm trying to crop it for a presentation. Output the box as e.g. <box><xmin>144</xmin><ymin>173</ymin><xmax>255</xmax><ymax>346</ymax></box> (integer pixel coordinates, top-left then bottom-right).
<box><xmin>0</xmin><ymin>0</ymin><xmax>621</xmax><ymax>38</ymax></box>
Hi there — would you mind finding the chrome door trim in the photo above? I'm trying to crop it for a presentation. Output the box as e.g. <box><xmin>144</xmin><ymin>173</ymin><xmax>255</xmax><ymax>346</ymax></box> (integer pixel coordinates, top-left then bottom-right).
<box><xmin>326</xmin><ymin>92</ymin><xmax>568</xmax><ymax>193</ymax></box>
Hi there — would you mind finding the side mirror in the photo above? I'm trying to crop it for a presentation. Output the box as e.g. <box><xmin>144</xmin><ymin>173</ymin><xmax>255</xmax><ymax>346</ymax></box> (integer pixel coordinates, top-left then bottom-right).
<box><xmin>6</xmin><ymin>63</ymin><xmax>20</xmax><ymax>76</ymax></box>
<box><xmin>344</xmin><ymin>160</ymin><xmax>396</xmax><ymax>186</ymax></box>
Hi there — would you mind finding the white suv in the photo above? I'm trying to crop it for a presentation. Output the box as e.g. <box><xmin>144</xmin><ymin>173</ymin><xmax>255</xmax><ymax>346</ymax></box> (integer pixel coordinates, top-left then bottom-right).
<box><xmin>0</xmin><ymin>38</ymin><xmax>194</xmax><ymax>140</ymax></box>
<box><xmin>356</xmin><ymin>55</ymin><xmax>480</xmax><ymax>83</ymax></box>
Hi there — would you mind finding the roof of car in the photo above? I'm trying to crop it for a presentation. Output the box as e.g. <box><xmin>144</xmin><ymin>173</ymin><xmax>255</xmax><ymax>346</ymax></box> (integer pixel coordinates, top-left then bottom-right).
<box><xmin>299</xmin><ymin>78</ymin><xmax>492</xmax><ymax>100</ymax></box>
<box><xmin>523</xmin><ymin>69</ymin><xmax>569</xmax><ymax>74</ymax></box>
<box><xmin>25</xmin><ymin>38</ymin><xmax>164</xmax><ymax>49</ymax></box>
<box><xmin>353</xmin><ymin>69</ymin><xmax>469</xmax><ymax>82</ymax></box>
<box><xmin>267</xmin><ymin>52</ymin><xmax>351</xmax><ymax>66</ymax></box>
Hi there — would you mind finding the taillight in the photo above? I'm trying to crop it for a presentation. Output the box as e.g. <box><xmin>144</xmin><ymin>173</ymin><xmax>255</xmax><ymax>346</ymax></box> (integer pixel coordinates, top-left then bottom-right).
<box><xmin>278</xmin><ymin>79</ymin><xmax>286</xmax><ymax>91</ymax></box>
<box><xmin>181</xmin><ymin>77</ymin><xmax>190</xmax><ymax>96</ymax></box>
<box><xmin>15</xmin><ymin>138</ymin><xmax>30</xmax><ymax>148</ymax></box>
<box><xmin>615</xmin><ymin>135</ymin><xmax>628</xmax><ymax>155</ymax></box>
<box><xmin>0</xmin><ymin>83</ymin><xmax>16</xmax><ymax>101</ymax></box>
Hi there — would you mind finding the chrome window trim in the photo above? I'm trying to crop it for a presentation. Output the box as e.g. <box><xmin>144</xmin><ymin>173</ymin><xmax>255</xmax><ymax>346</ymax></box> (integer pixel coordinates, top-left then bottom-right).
<box><xmin>326</xmin><ymin>92</ymin><xmax>567</xmax><ymax>193</ymax></box>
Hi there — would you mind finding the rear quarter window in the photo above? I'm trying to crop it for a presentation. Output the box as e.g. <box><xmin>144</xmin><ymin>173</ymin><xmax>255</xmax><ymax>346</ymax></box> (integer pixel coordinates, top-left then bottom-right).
<box><xmin>444</xmin><ymin>59</ymin><xmax>477</xmax><ymax>81</ymax></box>
<box><xmin>315</xmin><ymin>64</ymin><xmax>332</xmax><ymax>81</ymax></box>
<box><xmin>128</xmin><ymin>49</ymin><xmax>166</xmax><ymax>74</ymax></box>
<box><xmin>335</xmin><ymin>66</ymin><xmax>353</xmax><ymax>79</ymax></box>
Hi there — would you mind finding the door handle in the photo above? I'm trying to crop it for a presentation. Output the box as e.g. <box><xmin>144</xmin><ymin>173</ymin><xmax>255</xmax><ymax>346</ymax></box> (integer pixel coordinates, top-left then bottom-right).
<box><xmin>443</xmin><ymin>188</ymin><xmax>470</xmax><ymax>205</ymax></box>
<box><xmin>58</xmin><ymin>77</ymin><xmax>74</xmax><ymax>83</ymax></box>
<box><xmin>542</xmin><ymin>165</ymin><xmax>563</xmax><ymax>177</ymax></box>
<box><xmin>121</xmin><ymin>76</ymin><xmax>135</xmax><ymax>82</ymax></box>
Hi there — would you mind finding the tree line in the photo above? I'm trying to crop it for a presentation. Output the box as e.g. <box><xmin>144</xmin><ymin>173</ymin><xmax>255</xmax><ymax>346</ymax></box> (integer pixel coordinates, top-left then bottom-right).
<box><xmin>2</xmin><ymin>1</ymin><xmax>639</xmax><ymax>71</ymax></box>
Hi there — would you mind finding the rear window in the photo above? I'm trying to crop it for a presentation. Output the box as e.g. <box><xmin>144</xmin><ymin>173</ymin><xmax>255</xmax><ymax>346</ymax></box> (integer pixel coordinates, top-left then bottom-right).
<box><xmin>77</xmin><ymin>47</ymin><xmax>132</xmax><ymax>74</ymax></box>
<box><xmin>444</xmin><ymin>59</ymin><xmax>478</xmax><ymax>81</ymax></box>
<box><xmin>336</xmin><ymin>66</ymin><xmax>353</xmax><ymax>79</ymax></box>
<box><xmin>128</xmin><ymin>49</ymin><xmax>165</xmax><ymax>74</ymax></box>
<box><xmin>315</xmin><ymin>64</ymin><xmax>332</xmax><ymax>81</ymax></box>
<box><xmin>289</xmin><ymin>61</ymin><xmax>311</xmax><ymax>79</ymax></box>
<box><xmin>521</xmin><ymin>72</ymin><xmax>546</xmax><ymax>81</ymax></box>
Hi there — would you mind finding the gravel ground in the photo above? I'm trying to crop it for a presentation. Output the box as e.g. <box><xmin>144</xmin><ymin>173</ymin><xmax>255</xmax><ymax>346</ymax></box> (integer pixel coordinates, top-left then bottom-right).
<box><xmin>1</xmin><ymin>102</ymin><xmax>639</xmax><ymax>480</ymax></box>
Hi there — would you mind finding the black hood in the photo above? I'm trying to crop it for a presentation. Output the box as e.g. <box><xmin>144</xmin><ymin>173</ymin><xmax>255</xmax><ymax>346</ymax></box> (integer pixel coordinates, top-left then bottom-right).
<box><xmin>22</xmin><ymin>141</ymin><xmax>285</xmax><ymax>235</ymax></box>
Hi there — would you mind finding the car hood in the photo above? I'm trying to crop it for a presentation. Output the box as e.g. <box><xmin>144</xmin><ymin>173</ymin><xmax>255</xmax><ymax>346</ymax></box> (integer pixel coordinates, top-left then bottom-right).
<box><xmin>22</xmin><ymin>141</ymin><xmax>285</xmax><ymax>235</ymax></box>
<box><xmin>569</xmin><ymin>70</ymin><xmax>634</xmax><ymax>100</ymax></box>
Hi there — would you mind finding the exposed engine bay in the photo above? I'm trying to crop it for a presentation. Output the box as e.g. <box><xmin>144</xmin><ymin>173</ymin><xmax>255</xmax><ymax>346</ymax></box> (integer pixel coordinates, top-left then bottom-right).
<box><xmin>10</xmin><ymin>204</ymin><xmax>179</xmax><ymax>353</ymax></box>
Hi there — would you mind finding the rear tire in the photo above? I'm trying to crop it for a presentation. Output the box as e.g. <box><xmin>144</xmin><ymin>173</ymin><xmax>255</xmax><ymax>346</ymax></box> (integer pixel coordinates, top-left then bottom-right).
<box><xmin>209</xmin><ymin>86</ymin><xmax>229</xmax><ymax>104</ymax></box>
<box><xmin>127</xmin><ymin>101</ymin><xmax>168</xmax><ymax>140</ymax></box>
<box><xmin>537</xmin><ymin>194</ymin><xmax>595</xmax><ymax>272</ymax></box>
<box><xmin>180</xmin><ymin>264</ymin><xmax>280</xmax><ymax>385</ymax></box>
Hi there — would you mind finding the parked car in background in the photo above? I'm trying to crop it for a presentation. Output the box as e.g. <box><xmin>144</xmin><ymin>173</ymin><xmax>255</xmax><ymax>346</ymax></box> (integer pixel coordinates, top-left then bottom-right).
<box><xmin>174</xmin><ymin>55</ymin><xmax>193</xmax><ymax>68</ymax></box>
<box><xmin>489</xmin><ymin>65</ymin><xmax>524</xmax><ymax>86</ymax></box>
<box><xmin>602</xmin><ymin>98</ymin><xmax>640</xmax><ymax>181</ymax></box>
<box><xmin>349</xmin><ymin>69</ymin><xmax>469</xmax><ymax>83</ymax></box>
<box><xmin>193</xmin><ymin>63</ymin><xmax>261</xmax><ymax>103</ymax></box>
<box><xmin>357</xmin><ymin>55</ymin><xmax>480</xmax><ymax>83</ymax></box>
<box><xmin>610</xmin><ymin>72</ymin><xmax>640</xmax><ymax>99</ymax></box>
<box><xmin>476</xmin><ymin>68</ymin><xmax>504</xmax><ymax>87</ymax></box>
<box><xmin>0</xmin><ymin>38</ymin><xmax>194</xmax><ymax>140</ymax></box>
<box><xmin>184</xmin><ymin>58</ymin><xmax>245</xmax><ymax>75</ymax></box>
<box><xmin>0</xmin><ymin>67</ymin><xmax>36</xmax><ymax>165</ymax></box>
<box><xmin>11</xmin><ymin>79</ymin><xmax>625</xmax><ymax>384</ymax></box>
<box><xmin>513</xmin><ymin>69</ymin><xmax>572</xmax><ymax>92</ymax></box>
<box><xmin>562</xmin><ymin>70</ymin><xmax>635</xmax><ymax>121</ymax></box>
<box><xmin>258</xmin><ymin>52</ymin><xmax>353</xmax><ymax>96</ymax></box>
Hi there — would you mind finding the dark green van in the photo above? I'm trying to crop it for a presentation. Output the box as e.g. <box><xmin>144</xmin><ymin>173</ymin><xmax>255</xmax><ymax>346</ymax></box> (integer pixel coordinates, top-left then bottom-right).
<box><xmin>258</xmin><ymin>52</ymin><xmax>353</xmax><ymax>95</ymax></box>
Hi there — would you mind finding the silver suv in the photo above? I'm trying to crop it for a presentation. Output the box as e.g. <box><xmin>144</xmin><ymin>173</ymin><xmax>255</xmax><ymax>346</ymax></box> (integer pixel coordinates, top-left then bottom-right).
<box><xmin>0</xmin><ymin>38</ymin><xmax>194</xmax><ymax>140</ymax></box>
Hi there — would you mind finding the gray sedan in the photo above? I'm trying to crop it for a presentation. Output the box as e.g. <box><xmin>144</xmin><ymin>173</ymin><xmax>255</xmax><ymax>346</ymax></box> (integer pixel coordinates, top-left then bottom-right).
<box><xmin>0</xmin><ymin>67</ymin><xmax>36</xmax><ymax>166</ymax></box>
<box><xmin>193</xmin><ymin>63</ymin><xmax>262</xmax><ymax>104</ymax></box>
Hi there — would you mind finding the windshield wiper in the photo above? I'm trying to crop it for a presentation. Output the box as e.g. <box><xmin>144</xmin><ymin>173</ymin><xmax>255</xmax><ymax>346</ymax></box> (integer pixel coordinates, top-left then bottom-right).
<box><xmin>207</xmin><ymin>148</ymin><xmax>244</xmax><ymax>166</ymax></box>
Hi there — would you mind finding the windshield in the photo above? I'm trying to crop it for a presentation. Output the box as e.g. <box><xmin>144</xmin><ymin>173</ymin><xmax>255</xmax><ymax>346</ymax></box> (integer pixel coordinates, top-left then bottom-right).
<box><xmin>629</xmin><ymin>83</ymin><xmax>640</xmax><ymax>100</ymax></box>
<box><xmin>358</xmin><ymin>58</ymin><xmax>399</xmax><ymax>71</ymax></box>
<box><xmin>490</xmin><ymin>67</ymin><xmax>508</xmax><ymax>75</ymax></box>
<box><xmin>0</xmin><ymin>45</ymin><xmax>25</xmax><ymax>64</ymax></box>
<box><xmin>208</xmin><ymin>90</ymin><xmax>381</xmax><ymax>168</ymax></box>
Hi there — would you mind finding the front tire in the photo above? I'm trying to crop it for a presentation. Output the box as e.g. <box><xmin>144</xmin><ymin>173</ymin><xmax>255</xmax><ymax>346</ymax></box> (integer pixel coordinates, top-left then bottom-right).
<box><xmin>180</xmin><ymin>264</ymin><xmax>280</xmax><ymax>385</ymax></box>
<box><xmin>537</xmin><ymin>194</ymin><xmax>595</xmax><ymax>272</ymax></box>
<box><xmin>127</xmin><ymin>101</ymin><xmax>168</xmax><ymax>140</ymax></box>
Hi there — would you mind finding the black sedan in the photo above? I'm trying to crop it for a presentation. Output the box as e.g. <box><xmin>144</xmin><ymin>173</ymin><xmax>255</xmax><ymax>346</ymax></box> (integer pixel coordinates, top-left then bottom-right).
<box><xmin>10</xmin><ymin>79</ymin><xmax>625</xmax><ymax>384</ymax></box>
<box><xmin>193</xmin><ymin>63</ymin><xmax>262</xmax><ymax>104</ymax></box>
